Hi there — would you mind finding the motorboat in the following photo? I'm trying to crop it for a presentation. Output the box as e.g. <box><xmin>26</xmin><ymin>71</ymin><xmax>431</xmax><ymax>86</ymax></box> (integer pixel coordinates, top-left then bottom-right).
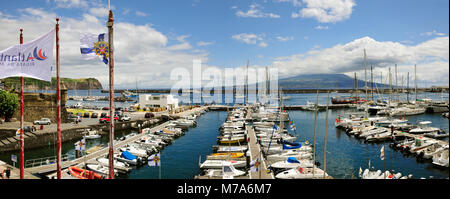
<box><xmin>85</xmin><ymin>163</ymin><xmax>118</xmax><ymax>177</ymax></box>
<box><xmin>203</xmin><ymin>161</ymin><xmax>246</xmax><ymax>178</ymax></box>
<box><xmin>267</xmin><ymin>151</ymin><xmax>313</xmax><ymax>162</ymax></box>
<box><xmin>420</xmin><ymin>144</ymin><xmax>448</xmax><ymax>159</ymax></box>
<box><xmin>275</xmin><ymin>167</ymin><xmax>328</xmax><ymax>179</ymax></box>
<box><xmin>199</xmin><ymin>160</ymin><xmax>247</xmax><ymax>169</ymax></box>
<box><xmin>358</xmin><ymin>128</ymin><xmax>388</xmax><ymax>139</ymax></box>
<box><xmin>214</xmin><ymin>146</ymin><xmax>248</xmax><ymax>153</ymax></box>
<box><xmin>375</xmin><ymin>119</ymin><xmax>408</xmax><ymax>128</ymax></box>
<box><xmin>68</xmin><ymin>166</ymin><xmax>103</xmax><ymax>179</ymax></box>
<box><xmin>262</xmin><ymin>145</ymin><xmax>313</xmax><ymax>155</ymax></box>
<box><xmin>361</xmin><ymin>168</ymin><xmax>402</xmax><ymax>179</ymax></box>
<box><xmin>114</xmin><ymin>151</ymin><xmax>143</xmax><ymax>166</ymax></box>
<box><xmin>408</xmin><ymin>138</ymin><xmax>439</xmax><ymax>154</ymax></box>
<box><xmin>83</xmin><ymin>129</ymin><xmax>101</xmax><ymax>140</ymax></box>
<box><xmin>432</xmin><ymin>148</ymin><xmax>449</xmax><ymax>168</ymax></box>
<box><xmin>424</xmin><ymin>129</ymin><xmax>449</xmax><ymax>139</ymax></box>
<box><xmin>270</xmin><ymin>157</ymin><xmax>314</xmax><ymax>171</ymax></box>
<box><xmin>409</xmin><ymin>121</ymin><xmax>440</xmax><ymax>134</ymax></box>
<box><xmin>365</xmin><ymin>131</ymin><xmax>393</xmax><ymax>142</ymax></box>
<box><xmin>96</xmin><ymin>157</ymin><xmax>131</xmax><ymax>173</ymax></box>
<box><xmin>119</xmin><ymin>145</ymin><xmax>150</xmax><ymax>159</ymax></box>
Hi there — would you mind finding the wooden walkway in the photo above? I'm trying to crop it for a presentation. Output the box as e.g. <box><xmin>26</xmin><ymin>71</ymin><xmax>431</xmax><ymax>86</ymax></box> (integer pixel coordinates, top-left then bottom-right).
<box><xmin>246</xmin><ymin>108</ymin><xmax>274</xmax><ymax>179</ymax></box>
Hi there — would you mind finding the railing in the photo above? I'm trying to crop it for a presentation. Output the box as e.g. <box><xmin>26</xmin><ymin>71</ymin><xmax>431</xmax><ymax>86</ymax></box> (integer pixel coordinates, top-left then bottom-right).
<box><xmin>25</xmin><ymin>154</ymin><xmax>75</xmax><ymax>168</ymax></box>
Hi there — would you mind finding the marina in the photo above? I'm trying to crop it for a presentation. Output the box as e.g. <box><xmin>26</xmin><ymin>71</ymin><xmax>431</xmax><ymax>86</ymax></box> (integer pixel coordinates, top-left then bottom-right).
<box><xmin>0</xmin><ymin>0</ymin><xmax>448</xmax><ymax>185</ymax></box>
<box><xmin>1</xmin><ymin>90</ymin><xmax>449</xmax><ymax>179</ymax></box>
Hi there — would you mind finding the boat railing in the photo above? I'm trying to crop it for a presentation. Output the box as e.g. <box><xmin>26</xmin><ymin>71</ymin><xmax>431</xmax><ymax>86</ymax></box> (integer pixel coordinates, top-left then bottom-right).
<box><xmin>25</xmin><ymin>154</ymin><xmax>75</xmax><ymax>168</ymax></box>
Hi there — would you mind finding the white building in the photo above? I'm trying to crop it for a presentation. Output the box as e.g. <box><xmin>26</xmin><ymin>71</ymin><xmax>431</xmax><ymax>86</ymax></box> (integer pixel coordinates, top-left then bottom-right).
<box><xmin>139</xmin><ymin>94</ymin><xmax>179</xmax><ymax>110</ymax></box>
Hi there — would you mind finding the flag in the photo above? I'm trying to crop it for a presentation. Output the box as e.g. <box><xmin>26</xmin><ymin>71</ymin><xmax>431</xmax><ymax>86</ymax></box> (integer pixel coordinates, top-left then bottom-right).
<box><xmin>380</xmin><ymin>146</ymin><xmax>385</xmax><ymax>160</ymax></box>
<box><xmin>290</xmin><ymin>124</ymin><xmax>296</xmax><ymax>131</ymax></box>
<box><xmin>148</xmin><ymin>153</ymin><xmax>160</xmax><ymax>166</ymax></box>
<box><xmin>80</xmin><ymin>33</ymin><xmax>109</xmax><ymax>64</ymax></box>
<box><xmin>272</xmin><ymin>125</ymin><xmax>277</xmax><ymax>130</ymax></box>
<box><xmin>0</xmin><ymin>29</ymin><xmax>55</xmax><ymax>81</ymax></box>
<box><xmin>250</xmin><ymin>158</ymin><xmax>260</xmax><ymax>172</ymax></box>
<box><xmin>358</xmin><ymin>167</ymin><xmax>362</xmax><ymax>177</ymax></box>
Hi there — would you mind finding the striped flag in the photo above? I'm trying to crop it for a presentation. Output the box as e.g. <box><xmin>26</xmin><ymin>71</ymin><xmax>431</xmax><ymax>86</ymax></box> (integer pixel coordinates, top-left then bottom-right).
<box><xmin>380</xmin><ymin>146</ymin><xmax>385</xmax><ymax>160</ymax></box>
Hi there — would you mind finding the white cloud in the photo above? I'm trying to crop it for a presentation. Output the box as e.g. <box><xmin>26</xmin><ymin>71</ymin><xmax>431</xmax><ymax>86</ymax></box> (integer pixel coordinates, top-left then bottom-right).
<box><xmin>232</xmin><ymin>33</ymin><xmax>268</xmax><ymax>47</ymax></box>
<box><xmin>135</xmin><ymin>11</ymin><xmax>147</xmax><ymax>17</ymax></box>
<box><xmin>276</xmin><ymin>36</ymin><xmax>294</xmax><ymax>42</ymax></box>
<box><xmin>235</xmin><ymin>3</ymin><xmax>280</xmax><ymax>18</ymax></box>
<box><xmin>420</xmin><ymin>30</ymin><xmax>446</xmax><ymax>37</ymax></box>
<box><xmin>293</xmin><ymin>0</ymin><xmax>356</xmax><ymax>23</ymax></box>
<box><xmin>53</xmin><ymin>0</ymin><xmax>89</xmax><ymax>8</ymax></box>
<box><xmin>0</xmin><ymin>7</ymin><xmax>211</xmax><ymax>89</ymax></box>
<box><xmin>273</xmin><ymin>0</ymin><xmax>302</xmax><ymax>7</ymax></box>
<box><xmin>314</xmin><ymin>25</ymin><xmax>329</xmax><ymax>30</ymax></box>
<box><xmin>197</xmin><ymin>41</ymin><xmax>215</xmax><ymax>47</ymax></box>
<box><xmin>273</xmin><ymin>36</ymin><xmax>449</xmax><ymax>86</ymax></box>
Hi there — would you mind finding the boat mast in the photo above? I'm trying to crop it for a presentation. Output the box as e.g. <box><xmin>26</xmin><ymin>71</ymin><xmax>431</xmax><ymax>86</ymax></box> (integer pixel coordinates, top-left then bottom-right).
<box><xmin>414</xmin><ymin>64</ymin><xmax>417</xmax><ymax>101</ymax></box>
<box><xmin>371</xmin><ymin>65</ymin><xmax>374</xmax><ymax>101</ymax></box>
<box><xmin>395</xmin><ymin>64</ymin><xmax>398</xmax><ymax>102</ymax></box>
<box><xmin>389</xmin><ymin>68</ymin><xmax>392</xmax><ymax>106</ymax></box>
<box><xmin>364</xmin><ymin>49</ymin><xmax>368</xmax><ymax>103</ymax></box>
<box><xmin>312</xmin><ymin>90</ymin><xmax>319</xmax><ymax>178</ymax></box>
<box><xmin>407</xmin><ymin>72</ymin><xmax>410</xmax><ymax>103</ymax></box>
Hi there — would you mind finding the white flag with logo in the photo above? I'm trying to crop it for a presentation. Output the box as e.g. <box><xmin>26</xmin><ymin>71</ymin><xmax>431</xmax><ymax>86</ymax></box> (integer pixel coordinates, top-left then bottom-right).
<box><xmin>0</xmin><ymin>29</ymin><xmax>55</xmax><ymax>81</ymax></box>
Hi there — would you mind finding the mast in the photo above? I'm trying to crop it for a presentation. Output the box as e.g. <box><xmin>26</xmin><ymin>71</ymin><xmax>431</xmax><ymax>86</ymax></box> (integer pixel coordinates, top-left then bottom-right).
<box><xmin>389</xmin><ymin>68</ymin><xmax>392</xmax><ymax>106</ymax></box>
<box><xmin>323</xmin><ymin>91</ymin><xmax>330</xmax><ymax>179</ymax></box>
<box><xmin>312</xmin><ymin>90</ymin><xmax>319</xmax><ymax>178</ymax></box>
<box><xmin>371</xmin><ymin>65</ymin><xmax>374</xmax><ymax>101</ymax></box>
<box><xmin>395</xmin><ymin>64</ymin><xmax>398</xmax><ymax>102</ymax></box>
<box><xmin>55</xmin><ymin>18</ymin><xmax>62</xmax><ymax>179</ymax></box>
<box><xmin>407</xmin><ymin>72</ymin><xmax>410</xmax><ymax>103</ymax></box>
<box><xmin>107</xmin><ymin>8</ymin><xmax>115</xmax><ymax>179</ymax></box>
<box><xmin>414</xmin><ymin>64</ymin><xmax>417</xmax><ymax>101</ymax></box>
<box><xmin>19</xmin><ymin>28</ymin><xmax>24</xmax><ymax>179</ymax></box>
<box><xmin>364</xmin><ymin>49</ymin><xmax>368</xmax><ymax>103</ymax></box>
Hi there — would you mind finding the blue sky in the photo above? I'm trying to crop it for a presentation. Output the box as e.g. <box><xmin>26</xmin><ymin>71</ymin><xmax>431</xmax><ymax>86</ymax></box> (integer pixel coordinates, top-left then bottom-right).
<box><xmin>0</xmin><ymin>0</ymin><xmax>448</xmax><ymax>88</ymax></box>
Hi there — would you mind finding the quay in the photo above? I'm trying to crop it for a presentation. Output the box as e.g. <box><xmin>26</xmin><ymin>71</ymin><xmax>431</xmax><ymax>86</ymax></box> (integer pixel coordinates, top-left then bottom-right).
<box><xmin>208</xmin><ymin>104</ymin><xmax>351</xmax><ymax>111</ymax></box>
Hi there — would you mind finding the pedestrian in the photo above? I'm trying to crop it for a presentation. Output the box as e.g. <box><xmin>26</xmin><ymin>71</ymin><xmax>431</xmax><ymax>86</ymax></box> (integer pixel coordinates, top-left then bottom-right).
<box><xmin>5</xmin><ymin>167</ymin><xmax>11</xmax><ymax>179</ymax></box>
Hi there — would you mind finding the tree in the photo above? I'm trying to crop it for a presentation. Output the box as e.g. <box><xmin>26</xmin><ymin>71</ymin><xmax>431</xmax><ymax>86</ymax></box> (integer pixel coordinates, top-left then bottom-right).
<box><xmin>0</xmin><ymin>90</ymin><xmax>19</xmax><ymax>122</ymax></box>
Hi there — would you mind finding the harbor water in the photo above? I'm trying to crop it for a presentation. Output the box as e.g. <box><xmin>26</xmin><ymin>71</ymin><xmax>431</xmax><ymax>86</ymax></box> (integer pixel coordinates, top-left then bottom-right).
<box><xmin>1</xmin><ymin>90</ymin><xmax>448</xmax><ymax>179</ymax></box>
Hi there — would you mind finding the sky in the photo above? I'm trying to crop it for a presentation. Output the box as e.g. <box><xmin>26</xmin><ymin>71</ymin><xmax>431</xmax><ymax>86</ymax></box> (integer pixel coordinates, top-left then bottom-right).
<box><xmin>0</xmin><ymin>0</ymin><xmax>448</xmax><ymax>88</ymax></box>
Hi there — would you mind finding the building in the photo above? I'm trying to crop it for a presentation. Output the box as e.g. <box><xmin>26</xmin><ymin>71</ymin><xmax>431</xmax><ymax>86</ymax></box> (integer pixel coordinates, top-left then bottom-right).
<box><xmin>139</xmin><ymin>94</ymin><xmax>179</xmax><ymax>110</ymax></box>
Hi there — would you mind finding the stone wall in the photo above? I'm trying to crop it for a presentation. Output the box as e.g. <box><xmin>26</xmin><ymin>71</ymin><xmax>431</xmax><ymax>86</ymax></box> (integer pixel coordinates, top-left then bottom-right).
<box><xmin>12</xmin><ymin>89</ymin><xmax>69</xmax><ymax>123</ymax></box>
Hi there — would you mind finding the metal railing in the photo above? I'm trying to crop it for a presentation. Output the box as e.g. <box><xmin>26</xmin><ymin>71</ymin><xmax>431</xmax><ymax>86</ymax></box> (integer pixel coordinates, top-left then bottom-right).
<box><xmin>25</xmin><ymin>154</ymin><xmax>75</xmax><ymax>168</ymax></box>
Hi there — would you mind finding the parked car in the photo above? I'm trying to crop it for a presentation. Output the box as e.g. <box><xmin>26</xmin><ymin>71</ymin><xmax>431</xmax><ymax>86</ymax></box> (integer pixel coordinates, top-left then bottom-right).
<box><xmin>69</xmin><ymin>115</ymin><xmax>82</xmax><ymax>123</ymax></box>
<box><xmin>99</xmin><ymin>116</ymin><xmax>119</xmax><ymax>123</ymax></box>
<box><xmin>83</xmin><ymin>112</ymin><xmax>90</xmax><ymax>118</ymax></box>
<box><xmin>33</xmin><ymin>118</ymin><xmax>51</xmax><ymax>125</ymax></box>
<box><xmin>91</xmin><ymin>113</ymin><xmax>99</xmax><ymax>118</ymax></box>
<box><xmin>100</xmin><ymin>113</ymin><xmax>108</xmax><ymax>118</ymax></box>
<box><xmin>120</xmin><ymin>115</ymin><xmax>131</xmax><ymax>122</ymax></box>
<box><xmin>102</xmin><ymin>107</ymin><xmax>110</xmax><ymax>110</ymax></box>
<box><xmin>144</xmin><ymin>112</ymin><xmax>154</xmax><ymax>118</ymax></box>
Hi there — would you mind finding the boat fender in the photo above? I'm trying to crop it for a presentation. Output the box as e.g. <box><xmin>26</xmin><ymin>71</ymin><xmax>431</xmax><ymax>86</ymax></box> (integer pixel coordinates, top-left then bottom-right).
<box><xmin>314</xmin><ymin>161</ymin><xmax>321</xmax><ymax>167</ymax></box>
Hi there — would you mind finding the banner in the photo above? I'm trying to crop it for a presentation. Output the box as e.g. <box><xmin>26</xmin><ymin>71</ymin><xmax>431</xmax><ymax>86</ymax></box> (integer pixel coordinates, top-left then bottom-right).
<box><xmin>0</xmin><ymin>29</ymin><xmax>55</xmax><ymax>81</ymax></box>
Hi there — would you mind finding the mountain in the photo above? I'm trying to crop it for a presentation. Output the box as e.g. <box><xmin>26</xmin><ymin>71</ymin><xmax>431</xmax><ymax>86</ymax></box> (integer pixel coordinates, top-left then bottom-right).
<box><xmin>279</xmin><ymin>74</ymin><xmax>390</xmax><ymax>89</ymax></box>
<box><xmin>1</xmin><ymin>77</ymin><xmax>103</xmax><ymax>90</ymax></box>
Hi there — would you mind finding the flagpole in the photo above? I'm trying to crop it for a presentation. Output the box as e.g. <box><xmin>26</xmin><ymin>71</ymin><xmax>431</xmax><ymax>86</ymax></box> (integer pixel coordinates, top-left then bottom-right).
<box><xmin>107</xmin><ymin>9</ymin><xmax>115</xmax><ymax>179</ymax></box>
<box><xmin>55</xmin><ymin>18</ymin><xmax>62</xmax><ymax>179</ymax></box>
<box><xmin>312</xmin><ymin>90</ymin><xmax>319</xmax><ymax>178</ymax></box>
<box><xmin>19</xmin><ymin>28</ymin><xmax>24</xmax><ymax>179</ymax></box>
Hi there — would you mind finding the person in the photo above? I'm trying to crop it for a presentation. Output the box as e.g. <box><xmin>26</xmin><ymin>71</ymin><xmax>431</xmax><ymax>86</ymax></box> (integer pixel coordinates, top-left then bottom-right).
<box><xmin>5</xmin><ymin>167</ymin><xmax>11</xmax><ymax>179</ymax></box>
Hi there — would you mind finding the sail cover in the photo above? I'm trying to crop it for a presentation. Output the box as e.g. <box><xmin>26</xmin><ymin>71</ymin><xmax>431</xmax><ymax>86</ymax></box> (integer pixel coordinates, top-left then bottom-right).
<box><xmin>121</xmin><ymin>151</ymin><xmax>137</xmax><ymax>160</ymax></box>
<box><xmin>287</xmin><ymin>157</ymin><xmax>300</xmax><ymax>163</ymax></box>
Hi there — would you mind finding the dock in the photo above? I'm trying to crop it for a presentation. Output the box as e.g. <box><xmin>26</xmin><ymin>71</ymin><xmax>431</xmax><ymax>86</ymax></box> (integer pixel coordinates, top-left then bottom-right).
<box><xmin>23</xmin><ymin>106</ymin><xmax>208</xmax><ymax>177</ymax></box>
